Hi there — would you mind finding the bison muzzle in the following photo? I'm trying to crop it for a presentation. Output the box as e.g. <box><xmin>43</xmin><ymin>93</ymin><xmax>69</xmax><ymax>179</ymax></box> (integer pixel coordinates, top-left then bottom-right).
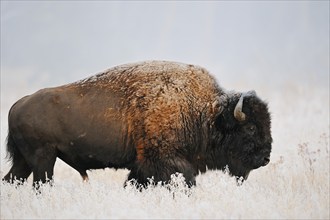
<box><xmin>3</xmin><ymin>61</ymin><xmax>272</xmax><ymax>188</ymax></box>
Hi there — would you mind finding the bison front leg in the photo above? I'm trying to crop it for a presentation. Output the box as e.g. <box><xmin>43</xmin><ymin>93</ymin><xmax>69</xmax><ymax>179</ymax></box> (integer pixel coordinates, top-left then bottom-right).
<box><xmin>126</xmin><ymin>156</ymin><xmax>197</xmax><ymax>188</ymax></box>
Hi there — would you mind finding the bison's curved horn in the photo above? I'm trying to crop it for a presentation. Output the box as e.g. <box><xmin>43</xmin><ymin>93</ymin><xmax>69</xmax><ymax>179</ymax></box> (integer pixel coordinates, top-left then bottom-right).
<box><xmin>234</xmin><ymin>90</ymin><xmax>256</xmax><ymax>121</ymax></box>
<box><xmin>234</xmin><ymin>95</ymin><xmax>245</xmax><ymax>121</ymax></box>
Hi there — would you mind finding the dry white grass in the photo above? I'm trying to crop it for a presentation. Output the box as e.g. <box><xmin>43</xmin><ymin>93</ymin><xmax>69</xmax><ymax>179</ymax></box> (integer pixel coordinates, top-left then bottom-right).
<box><xmin>1</xmin><ymin>82</ymin><xmax>329</xmax><ymax>219</ymax></box>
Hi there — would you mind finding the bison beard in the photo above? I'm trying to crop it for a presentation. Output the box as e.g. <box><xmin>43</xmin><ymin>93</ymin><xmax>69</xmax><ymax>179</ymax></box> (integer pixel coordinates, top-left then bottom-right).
<box><xmin>2</xmin><ymin>61</ymin><xmax>272</xmax><ymax>189</ymax></box>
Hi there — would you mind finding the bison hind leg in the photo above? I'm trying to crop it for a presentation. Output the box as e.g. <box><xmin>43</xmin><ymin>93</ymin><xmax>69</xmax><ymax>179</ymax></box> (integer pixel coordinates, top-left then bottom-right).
<box><xmin>3</xmin><ymin>157</ymin><xmax>32</xmax><ymax>185</ymax></box>
<box><xmin>3</xmin><ymin>134</ymin><xmax>32</xmax><ymax>184</ymax></box>
<box><xmin>125</xmin><ymin>157</ymin><xmax>196</xmax><ymax>189</ymax></box>
<box><xmin>29</xmin><ymin>144</ymin><xmax>58</xmax><ymax>189</ymax></box>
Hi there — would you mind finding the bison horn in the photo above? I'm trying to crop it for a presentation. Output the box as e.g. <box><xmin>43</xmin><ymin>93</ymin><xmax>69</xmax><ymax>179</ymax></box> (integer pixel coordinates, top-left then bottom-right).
<box><xmin>234</xmin><ymin>90</ymin><xmax>256</xmax><ymax>121</ymax></box>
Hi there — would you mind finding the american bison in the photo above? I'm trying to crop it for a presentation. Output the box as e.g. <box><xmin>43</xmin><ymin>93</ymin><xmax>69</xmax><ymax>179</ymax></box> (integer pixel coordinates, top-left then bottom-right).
<box><xmin>3</xmin><ymin>61</ymin><xmax>272</xmax><ymax>188</ymax></box>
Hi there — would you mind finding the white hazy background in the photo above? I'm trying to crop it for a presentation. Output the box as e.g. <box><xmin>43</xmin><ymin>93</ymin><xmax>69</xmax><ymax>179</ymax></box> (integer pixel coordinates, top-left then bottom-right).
<box><xmin>0</xmin><ymin>1</ymin><xmax>329</xmax><ymax>219</ymax></box>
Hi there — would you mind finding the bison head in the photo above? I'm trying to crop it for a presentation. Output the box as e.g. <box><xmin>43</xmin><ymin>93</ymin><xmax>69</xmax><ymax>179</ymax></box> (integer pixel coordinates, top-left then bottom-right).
<box><xmin>215</xmin><ymin>91</ymin><xmax>272</xmax><ymax>181</ymax></box>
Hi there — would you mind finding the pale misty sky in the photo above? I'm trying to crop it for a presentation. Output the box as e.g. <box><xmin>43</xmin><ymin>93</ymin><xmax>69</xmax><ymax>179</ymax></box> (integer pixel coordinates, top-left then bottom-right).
<box><xmin>1</xmin><ymin>1</ymin><xmax>329</xmax><ymax>91</ymax></box>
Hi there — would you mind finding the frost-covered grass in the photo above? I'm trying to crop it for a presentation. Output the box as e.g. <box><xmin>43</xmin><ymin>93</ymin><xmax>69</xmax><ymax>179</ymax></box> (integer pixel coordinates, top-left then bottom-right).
<box><xmin>1</xmin><ymin>84</ymin><xmax>329</xmax><ymax>219</ymax></box>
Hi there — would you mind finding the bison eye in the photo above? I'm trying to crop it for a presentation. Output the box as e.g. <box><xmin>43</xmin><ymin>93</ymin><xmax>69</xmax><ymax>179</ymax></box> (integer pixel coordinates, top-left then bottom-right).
<box><xmin>244</xmin><ymin>124</ymin><xmax>256</xmax><ymax>135</ymax></box>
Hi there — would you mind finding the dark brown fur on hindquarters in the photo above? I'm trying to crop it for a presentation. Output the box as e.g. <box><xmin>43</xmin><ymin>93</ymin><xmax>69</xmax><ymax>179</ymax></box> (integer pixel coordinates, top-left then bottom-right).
<box><xmin>2</xmin><ymin>61</ymin><xmax>272</xmax><ymax>189</ymax></box>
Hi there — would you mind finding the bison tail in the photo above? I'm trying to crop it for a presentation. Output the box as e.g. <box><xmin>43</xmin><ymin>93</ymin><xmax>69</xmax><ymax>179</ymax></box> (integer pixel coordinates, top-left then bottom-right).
<box><xmin>6</xmin><ymin>131</ymin><xmax>19</xmax><ymax>165</ymax></box>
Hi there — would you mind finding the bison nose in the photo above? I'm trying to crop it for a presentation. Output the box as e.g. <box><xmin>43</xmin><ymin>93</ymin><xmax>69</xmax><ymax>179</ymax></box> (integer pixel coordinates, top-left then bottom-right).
<box><xmin>263</xmin><ymin>156</ymin><xmax>270</xmax><ymax>166</ymax></box>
